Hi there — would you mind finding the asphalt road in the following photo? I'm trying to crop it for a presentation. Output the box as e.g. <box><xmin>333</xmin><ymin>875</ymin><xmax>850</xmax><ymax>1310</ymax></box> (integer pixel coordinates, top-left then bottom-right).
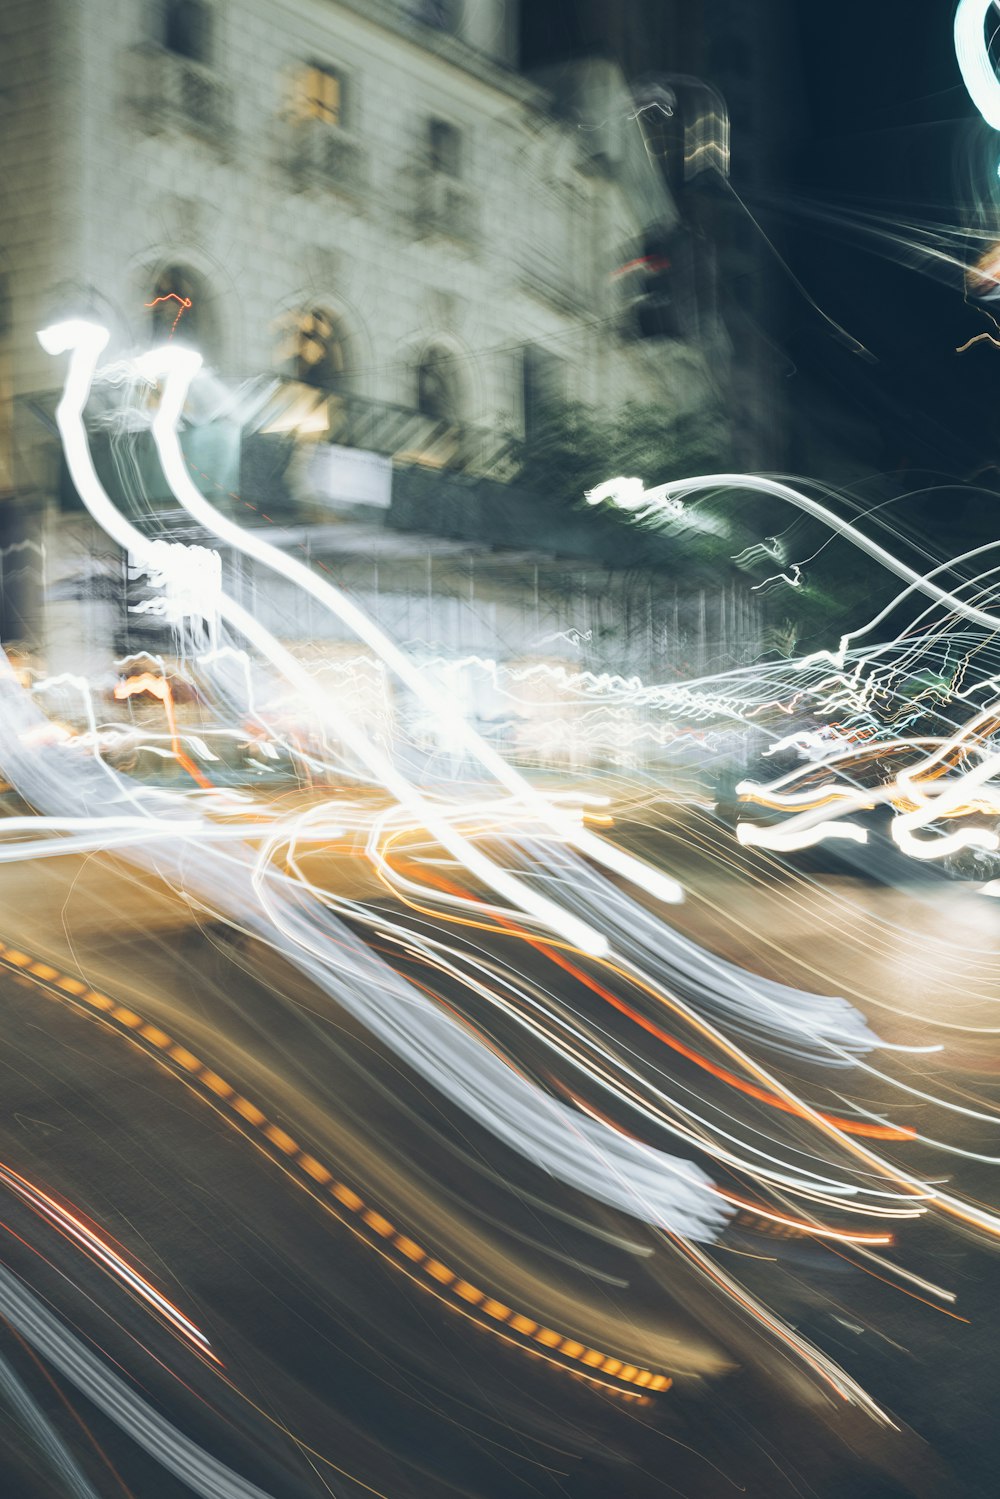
<box><xmin>0</xmin><ymin>817</ymin><xmax>997</xmax><ymax>1497</ymax></box>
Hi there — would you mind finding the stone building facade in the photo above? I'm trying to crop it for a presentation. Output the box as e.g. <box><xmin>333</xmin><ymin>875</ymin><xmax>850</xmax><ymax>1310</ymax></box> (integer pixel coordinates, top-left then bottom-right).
<box><xmin>0</xmin><ymin>0</ymin><xmax>759</xmax><ymax>766</ymax></box>
<box><xmin>2</xmin><ymin>0</ymin><xmax>722</xmax><ymax>429</ymax></box>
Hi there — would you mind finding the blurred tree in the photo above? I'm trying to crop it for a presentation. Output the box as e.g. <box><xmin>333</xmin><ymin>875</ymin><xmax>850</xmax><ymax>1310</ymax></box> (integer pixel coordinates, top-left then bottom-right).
<box><xmin>510</xmin><ymin>394</ymin><xmax>746</xmax><ymax>573</ymax></box>
<box><xmin>513</xmin><ymin>396</ymin><xmax>730</xmax><ymax>508</ymax></box>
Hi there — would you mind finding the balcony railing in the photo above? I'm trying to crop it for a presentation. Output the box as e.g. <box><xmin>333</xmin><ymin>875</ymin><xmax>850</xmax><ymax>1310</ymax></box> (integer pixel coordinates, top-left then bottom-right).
<box><xmin>413</xmin><ymin>171</ymin><xmax>478</xmax><ymax>246</ymax></box>
<box><xmin>286</xmin><ymin>120</ymin><xmax>369</xmax><ymax>200</ymax></box>
<box><xmin>254</xmin><ymin>383</ymin><xmax>516</xmax><ymax>483</ymax></box>
<box><xmin>126</xmin><ymin>45</ymin><xmax>232</xmax><ymax>150</ymax></box>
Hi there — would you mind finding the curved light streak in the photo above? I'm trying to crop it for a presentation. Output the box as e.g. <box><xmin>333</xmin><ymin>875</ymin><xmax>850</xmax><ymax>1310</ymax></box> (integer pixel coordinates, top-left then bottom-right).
<box><xmin>19</xmin><ymin>318</ymin><xmax>1000</xmax><ymax>1438</ymax></box>
<box><xmin>0</xmin><ymin>1264</ymin><xmax>278</xmax><ymax>1499</ymax></box>
<box><xmin>956</xmin><ymin>0</ymin><xmax>1000</xmax><ymax>129</ymax></box>
<box><xmin>139</xmin><ymin>344</ymin><xmax>685</xmax><ymax>911</ymax></box>
<box><xmin>38</xmin><ymin>320</ymin><xmax>608</xmax><ymax>957</ymax></box>
<box><xmin>587</xmin><ymin>469</ymin><xmax>1000</xmax><ymax>656</ymax></box>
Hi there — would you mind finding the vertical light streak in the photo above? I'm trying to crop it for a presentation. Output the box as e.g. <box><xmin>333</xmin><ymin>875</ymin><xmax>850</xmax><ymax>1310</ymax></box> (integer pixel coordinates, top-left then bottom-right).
<box><xmin>37</xmin><ymin>321</ymin><xmax>608</xmax><ymax>956</ymax></box>
<box><xmin>138</xmin><ymin>345</ymin><xmax>686</xmax><ymax>910</ymax></box>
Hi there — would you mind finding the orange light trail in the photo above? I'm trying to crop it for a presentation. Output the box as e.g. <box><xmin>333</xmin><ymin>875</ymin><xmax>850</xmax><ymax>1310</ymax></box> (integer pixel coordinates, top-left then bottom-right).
<box><xmin>143</xmin><ymin>293</ymin><xmax>192</xmax><ymax>339</ymax></box>
<box><xmin>0</xmin><ymin>1158</ymin><xmax>219</xmax><ymax>1362</ymax></box>
<box><xmin>384</xmin><ymin>846</ymin><xmax>916</xmax><ymax>1143</ymax></box>
<box><xmin>114</xmin><ymin>672</ymin><xmax>213</xmax><ymax>789</ymax></box>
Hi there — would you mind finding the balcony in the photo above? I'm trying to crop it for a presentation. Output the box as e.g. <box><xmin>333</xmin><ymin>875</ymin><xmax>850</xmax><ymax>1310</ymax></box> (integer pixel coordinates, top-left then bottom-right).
<box><xmin>126</xmin><ymin>45</ymin><xmax>232</xmax><ymax>151</ymax></box>
<box><xmin>286</xmin><ymin>120</ymin><xmax>369</xmax><ymax>201</ymax></box>
<box><xmin>413</xmin><ymin>171</ymin><xmax>478</xmax><ymax>247</ymax></box>
<box><xmin>252</xmin><ymin>383</ymin><xmax>516</xmax><ymax>487</ymax></box>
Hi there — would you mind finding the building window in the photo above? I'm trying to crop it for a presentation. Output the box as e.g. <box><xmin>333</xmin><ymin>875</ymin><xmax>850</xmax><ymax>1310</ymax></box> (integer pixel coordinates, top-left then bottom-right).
<box><xmin>148</xmin><ymin>265</ymin><xmax>202</xmax><ymax>346</ymax></box>
<box><xmin>417</xmin><ymin>346</ymin><xmax>460</xmax><ymax>424</ymax></box>
<box><xmin>275</xmin><ymin>307</ymin><xmax>351</xmax><ymax>390</ymax></box>
<box><xmin>301</xmin><ymin>63</ymin><xmax>344</xmax><ymax>128</ymax></box>
<box><xmin>164</xmin><ymin>0</ymin><xmax>212</xmax><ymax>64</ymax></box>
<box><xmin>428</xmin><ymin>119</ymin><xmax>462</xmax><ymax>178</ymax></box>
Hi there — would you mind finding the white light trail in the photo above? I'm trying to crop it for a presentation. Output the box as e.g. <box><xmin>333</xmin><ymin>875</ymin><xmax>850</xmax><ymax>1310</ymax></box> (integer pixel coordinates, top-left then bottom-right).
<box><xmin>24</xmin><ymin>319</ymin><xmax>1000</xmax><ymax>1429</ymax></box>
<box><xmin>19</xmin><ymin>321</ymin><xmax>750</xmax><ymax>1254</ymax></box>
<box><xmin>587</xmin><ymin>470</ymin><xmax>1000</xmax><ymax>658</ymax></box>
<box><xmin>736</xmin><ymin>818</ymin><xmax>869</xmax><ymax>852</ymax></box>
<box><xmin>39</xmin><ymin>320</ymin><xmax>608</xmax><ymax>956</ymax></box>
<box><xmin>0</xmin><ymin>1265</ymin><xmax>276</xmax><ymax>1499</ymax></box>
<box><xmin>955</xmin><ymin>0</ymin><xmax>1000</xmax><ymax>130</ymax></box>
<box><xmin>138</xmin><ymin>345</ymin><xmax>685</xmax><ymax>912</ymax></box>
<box><xmin>584</xmin><ymin>475</ymin><xmax>685</xmax><ymax>517</ymax></box>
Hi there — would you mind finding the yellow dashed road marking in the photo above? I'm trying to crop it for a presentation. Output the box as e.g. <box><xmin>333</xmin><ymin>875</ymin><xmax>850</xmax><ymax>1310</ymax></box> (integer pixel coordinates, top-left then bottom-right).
<box><xmin>264</xmin><ymin>1125</ymin><xmax>299</xmax><ymax>1155</ymax></box>
<box><xmin>332</xmin><ymin>1183</ymin><xmax>364</xmax><ymax>1212</ymax></box>
<box><xmin>394</xmin><ymin>1236</ymin><xmax>424</xmax><ymax>1262</ymax></box>
<box><xmin>299</xmin><ymin>1154</ymin><xmax>332</xmax><ymax>1184</ymax></box>
<box><xmin>362</xmin><ymin>1211</ymin><xmax>395</xmax><ymax>1238</ymax></box>
<box><xmin>201</xmin><ymin>1071</ymin><xmax>233</xmax><ymax>1098</ymax></box>
<box><xmin>0</xmin><ymin>940</ymin><xmax>672</xmax><ymax>1398</ymax></box>
<box><xmin>169</xmin><ymin>1046</ymin><xmax>202</xmax><ymax>1072</ymax></box>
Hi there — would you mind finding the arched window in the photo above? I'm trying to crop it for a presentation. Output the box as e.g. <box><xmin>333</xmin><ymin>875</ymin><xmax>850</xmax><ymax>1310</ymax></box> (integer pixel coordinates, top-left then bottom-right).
<box><xmin>416</xmin><ymin>345</ymin><xmax>460</xmax><ymax>424</ymax></box>
<box><xmin>275</xmin><ymin>306</ymin><xmax>352</xmax><ymax>390</ymax></box>
<box><xmin>147</xmin><ymin>265</ymin><xmax>205</xmax><ymax>348</ymax></box>
<box><xmin>164</xmin><ymin>0</ymin><xmax>212</xmax><ymax>64</ymax></box>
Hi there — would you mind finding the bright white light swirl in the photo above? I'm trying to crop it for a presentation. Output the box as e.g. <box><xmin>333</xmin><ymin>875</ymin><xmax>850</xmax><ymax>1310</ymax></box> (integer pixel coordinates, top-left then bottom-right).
<box><xmin>138</xmin><ymin>344</ymin><xmax>684</xmax><ymax>912</ymax></box>
<box><xmin>955</xmin><ymin>0</ymin><xmax>1000</xmax><ymax>129</ymax></box>
<box><xmin>38</xmin><ymin>322</ymin><xmax>607</xmax><ymax>956</ymax></box>
<box><xmin>736</xmin><ymin>819</ymin><xmax>869</xmax><ymax>852</ymax></box>
<box><xmin>593</xmin><ymin>470</ymin><xmax>1000</xmax><ymax>647</ymax></box>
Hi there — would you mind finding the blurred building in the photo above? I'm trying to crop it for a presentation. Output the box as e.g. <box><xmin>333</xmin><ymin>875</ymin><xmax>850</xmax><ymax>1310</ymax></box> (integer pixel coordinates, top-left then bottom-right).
<box><xmin>0</xmin><ymin>0</ymin><xmax>760</xmax><ymax>757</ymax></box>
<box><xmin>524</xmin><ymin>0</ymin><xmax>799</xmax><ymax>471</ymax></box>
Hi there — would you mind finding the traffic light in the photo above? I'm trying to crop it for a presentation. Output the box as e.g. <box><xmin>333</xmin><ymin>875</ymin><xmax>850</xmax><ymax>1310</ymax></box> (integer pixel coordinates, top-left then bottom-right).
<box><xmin>633</xmin><ymin>228</ymin><xmax>685</xmax><ymax>339</ymax></box>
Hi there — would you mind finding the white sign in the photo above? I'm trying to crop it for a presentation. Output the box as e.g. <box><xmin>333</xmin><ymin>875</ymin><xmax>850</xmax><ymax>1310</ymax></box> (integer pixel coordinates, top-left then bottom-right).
<box><xmin>308</xmin><ymin>445</ymin><xmax>393</xmax><ymax>509</ymax></box>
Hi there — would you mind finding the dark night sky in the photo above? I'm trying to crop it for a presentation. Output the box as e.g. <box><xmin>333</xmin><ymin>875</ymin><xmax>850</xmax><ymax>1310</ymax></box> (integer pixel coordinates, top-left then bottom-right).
<box><xmin>523</xmin><ymin>1</ymin><xmax>1000</xmax><ymax>482</ymax></box>
<box><xmin>786</xmin><ymin>2</ymin><xmax>996</xmax><ymax>478</ymax></box>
